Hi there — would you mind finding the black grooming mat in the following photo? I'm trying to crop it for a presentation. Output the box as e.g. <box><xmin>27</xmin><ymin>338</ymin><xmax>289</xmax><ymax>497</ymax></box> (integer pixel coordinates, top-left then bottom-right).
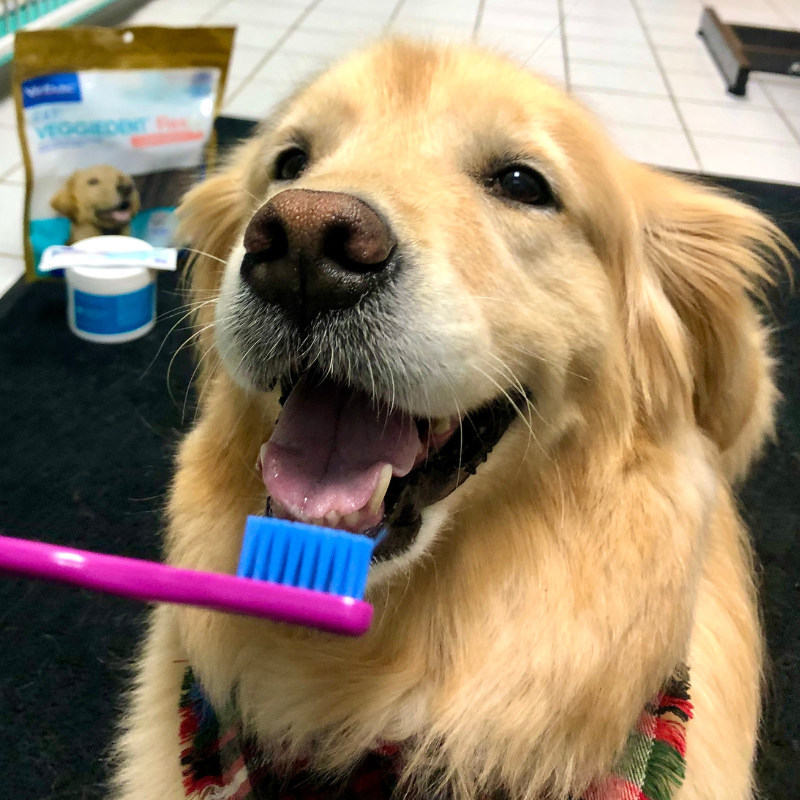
<box><xmin>0</xmin><ymin>117</ymin><xmax>798</xmax><ymax>798</ymax></box>
<box><xmin>0</xmin><ymin>267</ymin><xmax>196</xmax><ymax>800</ymax></box>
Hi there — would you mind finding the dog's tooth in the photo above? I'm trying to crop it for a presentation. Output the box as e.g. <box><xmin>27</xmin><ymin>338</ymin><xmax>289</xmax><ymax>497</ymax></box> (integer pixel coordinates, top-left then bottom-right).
<box><xmin>324</xmin><ymin>511</ymin><xmax>341</xmax><ymax>528</ymax></box>
<box><xmin>367</xmin><ymin>464</ymin><xmax>393</xmax><ymax>516</ymax></box>
<box><xmin>341</xmin><ymin>511</ymin><xmax>362</xmax><ymax>528</ymax></box>
<box><xmin>255</xmin><ymin>442</ymin><xmax>268</xmax><ymax>472</ymax></box>
<box><xmin>431</xmin><ymin>417</ymin><xmax>452</xmax><ymax>435</ymax></box>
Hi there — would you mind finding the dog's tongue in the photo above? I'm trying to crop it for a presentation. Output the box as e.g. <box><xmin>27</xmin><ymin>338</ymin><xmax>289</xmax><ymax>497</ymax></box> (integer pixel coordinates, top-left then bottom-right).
<box><xmin>261</xmin><ymin>377</ymin><xmax>419</xmax><ymax>521</ymax></box>
<box><xmin>109</xmin><ymin>209</ymin><xmax>131</xmax><ymax>222</ymax></box>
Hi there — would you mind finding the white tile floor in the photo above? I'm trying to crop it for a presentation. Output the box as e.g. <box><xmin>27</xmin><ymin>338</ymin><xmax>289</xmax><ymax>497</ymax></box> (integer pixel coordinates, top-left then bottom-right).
<box><xmin>0</xmin><ymin>0</ymin><xmax>799</xmax><ymax>298</ymax></box>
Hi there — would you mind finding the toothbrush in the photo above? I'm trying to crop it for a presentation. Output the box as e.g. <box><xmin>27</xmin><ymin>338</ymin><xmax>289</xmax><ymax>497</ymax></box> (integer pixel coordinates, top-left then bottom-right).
<box><xmin>0</xmin><ymin>516</ymin><xmax>375</xmax><ymax>636</ymax></box>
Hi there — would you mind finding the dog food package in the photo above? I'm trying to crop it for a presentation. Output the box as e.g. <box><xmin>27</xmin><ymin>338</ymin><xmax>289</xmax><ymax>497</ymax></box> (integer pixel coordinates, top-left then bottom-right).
<box><xmin>13</xmin><ymin>26</ymin><xmax>234</xmax><ymax>280</ymax></box>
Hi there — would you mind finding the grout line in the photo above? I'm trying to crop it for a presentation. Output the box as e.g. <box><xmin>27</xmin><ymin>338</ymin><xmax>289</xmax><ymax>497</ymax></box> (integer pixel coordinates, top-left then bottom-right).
<box><xmin>765</xmin><ymin>0</ymin><xmax>797</xmax><ymax>27</ymax></box>
<box><xmin>573</xmin><ymin>82</ymin><xmax>783</xmax><ymax>114</ymax></box>
<box><xmin>641</xmin><ymin>19</ymin><xmax>703</xmax><ymax>35</ymax></box>
<box><xmin>676</xmin><ymin>96</ymin><xmax>781</xmax><ymax>113</ymax></box>
<box><xmin>556</xmin><ymin>0</ymin><xmax>571</xmax><ymax>91</ymax></box>
<box><xmin>224</xmin><ymin>0</ymin><xmax>326</xmax><ymax>106</ymax></box>
<box><xmin>663</xmin><ymin>64</ymin><xmax>740</xmax><ymax>78</ymax></box>
<box><xmin>600</xmin><ymin>119</ymin><xmax>702</xmax><ymax>135</ymax></box>
<box><xmin>572</xmin><ymin>84</ymin><xmax>685</xmax><ymax>101</ymax></box>
<box><xmin>655</xmin><ymin>44</ymin><xmax>705</xmax><ymax>54</ymax></box>
<box><xmin>652</xmin><ymin>128</ymin><xmax>800</xmax><ymax>147</ymax></box>
<box><xmin>512</xmin><ymin>19</ymin><xmax>566</xmax><ymax>77</ymax></box>
<box><xmin>760</xmin><ymin>83</ymin><xmax>800</xmax><ymax>147</ymax></box>
<box><xmin>575</xmin><ymin>75</ymin><xmax>774</xmax><ymax>110</ymax></box>
<box><xmin>0</xmin><ymin>163</ymin><xmax>21</xmax><ymax>181</ymax></box>
<box><xmin>202</xmin><ymin>0</ymin><xmax>335</xmax><ymax>19</ymax></box>
<box><xmin>556</xmin><ymin>4</ymin><xmax>640</xmax><ymax>21</ymax></box>
<box><xmin>297</xmin><ymin>23</ymin><xmax>388</xmax><ymax>37</ymax></box>
<box><xmin>569</xmin><ymin>55</ymin><xmax>659</xmax><ymax>69</ymax></box>
<box><xmin>200</xmin><ymin>0</ymin><xmax>236</xmax><ymax>23</ymax></box>
<box><xmin>557</xmin><ymin>32</ymin><xmax>649</xmax><ymax>47</ymax></box>
<box><xmin>384</xmin><ymin>0</ymin><xmax>408</xmax><ymax>31</ymax></box>
<box><xmin>472</xmin><ymin>0</ymin><xmax>487</xmax><ymax>39</ymax></box>
<box><xmin>233</xmin><ymin>40</ymin><xmax>292</xmax><ymax>53</ymax></box>
<box><xmin>628</xmin><ymin>0</ymin><xmax>702</xmax><ymax>170</ymax></box>
<box><xmin>593</xmin><ymin>112</ymin><xmax>800</xmax><ymax>148</ymax></box>
<box><xmin>0</xmin><ymin>251</ymin><xmax>23</xmax><ymax>259</ymax></box>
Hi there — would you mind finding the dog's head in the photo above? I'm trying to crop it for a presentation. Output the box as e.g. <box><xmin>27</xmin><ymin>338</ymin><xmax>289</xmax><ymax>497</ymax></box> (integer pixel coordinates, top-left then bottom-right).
<box><xmin>180</xmin><ymin>40</ymin><xmax>784</xmax><ymax>577</ymax></box>
<box><xmin>51</xmin><ymin>164</ymin><xmax>140</xmax><ymax>233</ymax></box>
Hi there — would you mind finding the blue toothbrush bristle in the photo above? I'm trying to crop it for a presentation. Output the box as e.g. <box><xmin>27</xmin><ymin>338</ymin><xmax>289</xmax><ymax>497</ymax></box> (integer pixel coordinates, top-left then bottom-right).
<box><xmin>237</xmin><ymin>516</ymin><xmax>376</xmax><ymax>599</ymax></box>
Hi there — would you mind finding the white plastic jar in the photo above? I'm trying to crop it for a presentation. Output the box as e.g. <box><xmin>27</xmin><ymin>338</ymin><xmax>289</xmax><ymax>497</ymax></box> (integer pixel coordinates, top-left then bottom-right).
<box><xmin>64</xmin><ymin>236</ymin><xmax>157</xmax><ymax>344</ymax></box>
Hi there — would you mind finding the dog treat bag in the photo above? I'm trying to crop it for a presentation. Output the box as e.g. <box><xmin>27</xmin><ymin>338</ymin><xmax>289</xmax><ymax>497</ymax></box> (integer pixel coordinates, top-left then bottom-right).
<box><xmin>13</xmin><ymin>27</ymin><xmax>234</xmax><ymax>279</ymax></box>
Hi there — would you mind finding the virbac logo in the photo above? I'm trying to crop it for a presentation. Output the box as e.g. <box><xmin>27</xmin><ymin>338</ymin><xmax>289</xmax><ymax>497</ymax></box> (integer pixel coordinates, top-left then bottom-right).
<box><xmin>22</xmin><ymin>73</ymin><xmax>82</xmax><ymax>109</ymax></box>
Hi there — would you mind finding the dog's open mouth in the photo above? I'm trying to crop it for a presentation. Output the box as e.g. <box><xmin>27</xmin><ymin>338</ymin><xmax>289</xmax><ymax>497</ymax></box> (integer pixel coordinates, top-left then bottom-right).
<box><xmin>96</xmin><ymin>200</ymin><xmax>133</xmax><ymax>225</ymax></box>
<box><xmin>257</xmin><ymin>373</ymin><xmax>526</xmax><ymax>561</ymax></box>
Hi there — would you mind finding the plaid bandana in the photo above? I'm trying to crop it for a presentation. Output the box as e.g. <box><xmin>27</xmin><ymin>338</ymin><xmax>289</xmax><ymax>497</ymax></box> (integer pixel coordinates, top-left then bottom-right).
<box><xmin>179</xmin><ymin>665</ymin><xmax>692</xmax><ymax>800</ymax></box>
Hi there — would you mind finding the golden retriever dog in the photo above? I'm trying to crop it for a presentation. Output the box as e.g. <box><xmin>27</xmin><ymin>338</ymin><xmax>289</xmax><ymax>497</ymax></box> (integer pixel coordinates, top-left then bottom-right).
<box><xmin>112</xmin><ymin>40</ymin><xmax>789</xmax><ymax>800</ymax></box>
<box><xmin>51</xmin><ymin>164</ymin><xmax>140</xmax><ymax>243</ymax></box>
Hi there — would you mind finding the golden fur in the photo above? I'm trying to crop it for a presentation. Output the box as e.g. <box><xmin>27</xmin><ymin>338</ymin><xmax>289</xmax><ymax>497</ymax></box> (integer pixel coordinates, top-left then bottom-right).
<box><xmin>51</xmin><ymin>164</ymin><xmax>140</xmax><ymax>243</ymax></box>
<box><xmin>111</xmin><ymin>40</ymin><xmax>789</xmax><ymax>800</ymax></box>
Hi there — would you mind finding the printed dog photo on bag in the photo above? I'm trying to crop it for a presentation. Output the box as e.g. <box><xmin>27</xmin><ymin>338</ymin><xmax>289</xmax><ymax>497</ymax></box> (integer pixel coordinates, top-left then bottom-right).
<box><xmin>51</xmin><ymin>165</ymin><xmax>141</xmax><ymax>243</ymax></box>
<box><xmin>49</xmin><ymin>165</ymin><xmax>198</xmax><ymax>246</ymax></box>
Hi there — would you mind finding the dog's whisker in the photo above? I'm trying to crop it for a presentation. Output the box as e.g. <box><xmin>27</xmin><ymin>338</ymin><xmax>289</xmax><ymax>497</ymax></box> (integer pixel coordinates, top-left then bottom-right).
<box><xmin>166</xmin><ymin>324</ymin><xmax>214</xmax><ymax>409</ymax></box>
<box><xmin>233</xmin><ymin>336</ymin><xmax>266</xmax><ymax>386</ymax></box>
<box><xmin>483</xmin><ymin>354</ymin><xmax>536</xmax><ymax>467</ymax></box>
<box><xmin>193</xmin><ymin>353</ymin><xmax>223</xmax><ymax>423</ymax></box>
<box><xmin>493</xmin><ymin>334</ymin><xmax>589</xmax><ymax>382</ymax></box>
<box><xmin>240</xmin><ymin>187</ymin><xmax>262</xmax><ymax>206</ymax></box>
<box><xmin>183</xmin><ymin>247</ymin><xmax>229</xmax><ymax>265</ymax></box>
<box><xmin>472</xmin><ymin>360</ymin><xmax>562</xmax><ymax>521</ymax></box>
<box><xmin>479</xmin><ymin>355</ymin><xmax>567</xmax><ymax>528</ymax></box>
<box><xmin>182</xmin><ymin>334</ymin><xmax>219</xmax><ymax>423</ymax></box>
<box><xmin>486</xmin><ymin>352</ymin><xmax>558</xmax><ymax>435</ymax></box>
<box><xmin>155</xmin><ymin>298</ymin><xmax>216</xmax><ymax>324</ymax></box>
<box><xmin>452</xmin><ymin>389</ymin><xmax>465</xmax><ymax>490</ymax></box>
<box><xmin>139</xmin><ymin>300</ymin><xmax>216</xmax><ymax>382</ymax></box>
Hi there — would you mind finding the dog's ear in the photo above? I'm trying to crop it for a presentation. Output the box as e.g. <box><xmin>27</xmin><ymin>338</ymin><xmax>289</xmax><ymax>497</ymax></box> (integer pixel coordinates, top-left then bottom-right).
<box><xmin>624</xmin><ymin>169</ymin><xmax>788</xmax><ymax>481</ymax></box>
<box><xmin>51</xmin><ymin>175</ymin><xmax>78</xmax><ymax>220</ymax></box>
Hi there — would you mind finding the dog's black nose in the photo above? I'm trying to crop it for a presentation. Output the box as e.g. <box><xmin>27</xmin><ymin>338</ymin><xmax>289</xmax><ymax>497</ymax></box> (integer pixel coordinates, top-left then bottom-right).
<box><xmin>240</xmin><ymin>189</ymin><xmax>396</xmax><ymax>320</ymax></box>
<box><xmin>118</xmin><ymin>182</ymin><xmax>133</xmax><ymax>197</ymax></box>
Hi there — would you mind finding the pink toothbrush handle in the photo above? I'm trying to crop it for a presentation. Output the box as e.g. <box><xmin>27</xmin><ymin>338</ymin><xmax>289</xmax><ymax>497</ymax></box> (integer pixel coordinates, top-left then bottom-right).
<box><xmin>0</xmin><ymin>535</ymin><xmax>372</xmax><ymax>636</ymax></box>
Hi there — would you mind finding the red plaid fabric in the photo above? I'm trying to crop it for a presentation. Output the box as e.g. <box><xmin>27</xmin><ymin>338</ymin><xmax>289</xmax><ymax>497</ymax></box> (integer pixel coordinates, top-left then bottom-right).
<box><xmin>179</xmin><ymin>667</ymin><xmax>691</xmax><ymax>800</ymax></box>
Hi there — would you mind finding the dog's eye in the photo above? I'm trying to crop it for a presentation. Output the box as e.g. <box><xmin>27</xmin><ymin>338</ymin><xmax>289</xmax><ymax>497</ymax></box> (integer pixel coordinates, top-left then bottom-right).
<box><xmin>484</xmin><ymin>165</ymin><xmax>554</xmax><ymax>206</ymax></box>
<box><xmin>87</xmin><ymin>177</ymin><xmax>100</xmax><ymax>186</ymax></box>
<box><xmin>274</xmin><ymin>148</ymin><xmax>309</xmax><ymax>181</ymax></box>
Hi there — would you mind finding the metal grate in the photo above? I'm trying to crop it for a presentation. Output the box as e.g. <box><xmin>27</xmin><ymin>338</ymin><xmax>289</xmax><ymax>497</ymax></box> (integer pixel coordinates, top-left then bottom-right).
<box><xmin>0</xmin><ymin>0</ymin><xmax>74</xmax><ymax>36</ymax></box>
